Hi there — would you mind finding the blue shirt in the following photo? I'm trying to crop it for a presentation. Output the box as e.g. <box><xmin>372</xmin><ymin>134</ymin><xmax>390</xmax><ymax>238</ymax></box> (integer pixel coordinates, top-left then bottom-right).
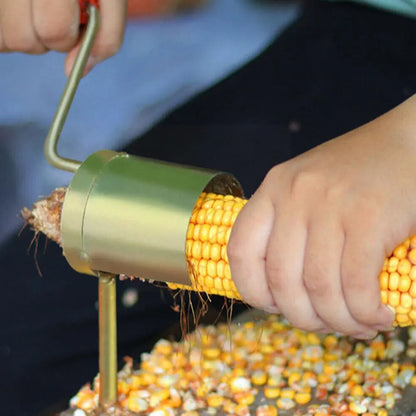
<box><xmin>328</xmin><ymin>0</ymin><xmax>416</xmax><ymax>18</ymax></box>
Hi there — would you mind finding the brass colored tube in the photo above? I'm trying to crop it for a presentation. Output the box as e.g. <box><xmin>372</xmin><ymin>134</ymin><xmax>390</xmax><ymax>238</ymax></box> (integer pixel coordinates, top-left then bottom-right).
<box><xmin>61</xmin><ymin>150</ymin><xmax>243</xmax><ymax>284</ymax></box>
<box><xmin>98</xmin><ymin>274</ymin><xmax>118</xmax><ymax>407</ymax></box>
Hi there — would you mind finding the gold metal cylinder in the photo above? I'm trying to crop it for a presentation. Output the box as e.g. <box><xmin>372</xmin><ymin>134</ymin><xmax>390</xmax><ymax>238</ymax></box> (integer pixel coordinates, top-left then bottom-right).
<box><xmin>98</xmin><ymin>274</ymin><xmax>118</xmax><ymax>406</ymax></box>
<box><xmin>61</xmin><ymin>150</ymin><xmax>243</xmax><ymax>284</ymax></box>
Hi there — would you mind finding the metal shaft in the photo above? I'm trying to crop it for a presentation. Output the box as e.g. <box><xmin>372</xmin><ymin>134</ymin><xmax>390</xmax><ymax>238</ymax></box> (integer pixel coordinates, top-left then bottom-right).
<box><xmin>98</xmin><ymin>275</ymin><xmax>118</xmax><ymax>407</ymax></box>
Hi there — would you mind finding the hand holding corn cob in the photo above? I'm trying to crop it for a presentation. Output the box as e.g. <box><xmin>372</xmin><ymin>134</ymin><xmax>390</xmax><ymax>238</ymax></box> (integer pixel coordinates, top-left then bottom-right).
<box><xmin>225</xmin><ymin>94</ymin><xmax>416</xmax><ymax>339</ymax></box>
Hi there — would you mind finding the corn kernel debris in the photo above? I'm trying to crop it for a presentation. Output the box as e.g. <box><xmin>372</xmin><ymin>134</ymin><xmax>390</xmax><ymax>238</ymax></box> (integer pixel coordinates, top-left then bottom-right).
<box><xmin>68</xmin><ymin>315</ymin><xmax>416</xmax><ymax>415</ymax></box>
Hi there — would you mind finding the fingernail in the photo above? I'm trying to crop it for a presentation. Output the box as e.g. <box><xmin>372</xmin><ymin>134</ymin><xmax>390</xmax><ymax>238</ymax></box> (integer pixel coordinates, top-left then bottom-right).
<box><xmin>374</xmin><ymin>325</ymin><xmax>395</xmax><ymax>332</ymax></box>
<box><xmin>355</xmin><ymin>331</ymin><xmax>378</xmax><ymax>340</ymax></box>
<box><xmin>374</xmin><ymin>304</ymin><xmax>396</xmax><ymax>331</ymax></box>
<box><xmin>384</xmin><ymin>304</ymin><xmax>396</xmax><ymax>316</ymax></box>
<box><xmin>374</xmin><ymin>322</ymin><xmax>395</xmax><ymax>332</ymax></box>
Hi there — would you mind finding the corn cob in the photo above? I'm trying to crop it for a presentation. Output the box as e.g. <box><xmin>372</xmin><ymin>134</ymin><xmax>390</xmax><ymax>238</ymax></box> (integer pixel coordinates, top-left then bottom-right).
<box><xmin>169</xmin><ymin>192</ymin><xmax>416</xmax><ymax>327</ymax></box>
<box><xmin>22</xmin><ymin>188</ymin><xmax>416</xmax><ymax>326</ymax></box>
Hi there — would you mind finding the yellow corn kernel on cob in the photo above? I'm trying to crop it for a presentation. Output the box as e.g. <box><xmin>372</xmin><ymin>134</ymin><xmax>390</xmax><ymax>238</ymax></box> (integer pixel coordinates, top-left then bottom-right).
<box><xmin>168</xmin><ymin>192</ymin><xmax>416</xmax><ymax>327</ymax></box>
<box><xmin>168</xmin><ymin>192</ymin><xmax>246</xmax><ymax>300</ymax></box>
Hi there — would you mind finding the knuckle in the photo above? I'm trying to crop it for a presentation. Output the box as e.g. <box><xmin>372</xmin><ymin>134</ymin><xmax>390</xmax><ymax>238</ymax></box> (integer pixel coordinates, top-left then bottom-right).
<box><xmin>289</xmin><ymin>169</ymin><xmax>322</xmax><ymax>197</ymax></box>
<box><xmin>263</xmin><ymin>164</ymin><xmax>282</xmax><ymax>183</ymax></box>
<box><xmin>37</xmin><ymin>23</ymin><xmax>75</xmax><ymax>48</ymax></box>
<box><xmin>303</xmin><ymin>271</ymin><xmax>328</xmax><ymax>296</ymax></box>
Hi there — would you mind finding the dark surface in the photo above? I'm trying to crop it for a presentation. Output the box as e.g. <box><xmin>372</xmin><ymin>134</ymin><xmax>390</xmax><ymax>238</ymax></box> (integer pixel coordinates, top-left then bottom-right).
<box><xmin>2</xmin><ymin>1</ymin><xmax>416</xmax><ymax>415</ymax></box>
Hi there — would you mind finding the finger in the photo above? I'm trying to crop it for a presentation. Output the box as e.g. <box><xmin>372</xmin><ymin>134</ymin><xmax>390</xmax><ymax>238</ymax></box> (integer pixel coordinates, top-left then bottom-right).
<box><xmin>227</xmin><ymin>193</ymin><xmax>278</xmax><ymax>313</ymax></box>
<box><xmin>32</xmin><ymin>0</ymin><xmax>79</xmax><ymax>52</ymax></box>
<box><xmin>265</xmin><ymin>206</ymin><xmax>327</xmax><ymax>332</ymax></box>
<box><xmin>303</xmin><ymin>214</ymin><xmax>376</xmax><ymax>338</ymax></box>
<box><xmin>341</xmin><ymin>224</ymin><xmax>395</xmax><ymax>331</ymax></box>
<box><xmin>0</xmin><ymin>0</ymin><xmax>47</xmax><ymax>53</ymax></box>
<box><xmin>65</xmin><ymin>0</ymin><xmax>127</xmax><ymax>75</ymax></box>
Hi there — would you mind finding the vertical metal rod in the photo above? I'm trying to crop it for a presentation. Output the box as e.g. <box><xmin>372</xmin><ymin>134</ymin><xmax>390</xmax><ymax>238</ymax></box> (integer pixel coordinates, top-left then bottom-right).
<box><xmin>98</xmin><ymin>275</ymin><xmax>118</xmax><ymax>407</ymax></box>
<box><xmin>43</xmin><ymin>5</ymin><xmax>99</xmax><ymax>173</ymax></box>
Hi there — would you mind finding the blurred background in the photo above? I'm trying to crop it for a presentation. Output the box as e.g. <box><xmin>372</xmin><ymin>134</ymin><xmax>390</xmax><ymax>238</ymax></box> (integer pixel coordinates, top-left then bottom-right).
<box><xmin>0</xmin><ymin>0</ymin><xmax>300</xmax><ymax>244</ymax></box>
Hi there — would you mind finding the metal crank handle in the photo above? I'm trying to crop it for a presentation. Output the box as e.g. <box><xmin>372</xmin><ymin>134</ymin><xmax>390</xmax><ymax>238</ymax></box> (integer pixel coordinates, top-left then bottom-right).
<box><xmin>43</xmin><ymin>1</ymin><xmax>99</xmax><ymax>173</ymax></box>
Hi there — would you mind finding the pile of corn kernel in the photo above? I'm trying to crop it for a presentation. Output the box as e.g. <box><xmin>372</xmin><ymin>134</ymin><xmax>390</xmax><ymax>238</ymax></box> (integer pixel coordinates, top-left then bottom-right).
<box><xmin>68</xmin><ymin>315</ymin><xmax>416</xmax><ymax>416</ymax></box>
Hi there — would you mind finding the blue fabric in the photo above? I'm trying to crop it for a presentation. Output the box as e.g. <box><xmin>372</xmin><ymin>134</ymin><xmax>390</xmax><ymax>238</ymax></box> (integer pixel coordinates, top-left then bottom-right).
<box><xmin>328</xmin><ymin>0</ymin><xmax>416</xmax><ymax>17</ymax></box>
<box><xmin>0</xmin><ymin>0</ymin><xmax>300</xmax><ymax>242</ymax></box>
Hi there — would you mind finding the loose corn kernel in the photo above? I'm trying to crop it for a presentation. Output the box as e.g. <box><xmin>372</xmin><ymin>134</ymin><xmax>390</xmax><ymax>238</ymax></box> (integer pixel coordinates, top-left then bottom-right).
<box><xmin>149</xmin><ymin>388</ymin><xmax>170</xmax><ymax>407</ymax></box>
<box><xmin>148</xmin><ymin>408</ymin><xmax>174</xmax><ymax>416</ymax></box>
<box><xmin>280</xmin><ymin>388</ymin><xmax>295</xmax><ymax>399</ymax></box>
<box><xmin>294</xmin><ymin>392</ymin><xmax>312</xmax><ymax>405</ymax></box>
<box><xmin>206</xmin><ymin>393</ymin><xmax>224</xmax><ymax>408</ymax></box>
<box><xmin>251</xmin><ymin>370</ymin><xmax>268</xmax><ymax>386</ymax></box>
<box><xmin>255</xmin><ymin>404</ymin><xmax>278</xmax><ymax>416</ymax></box>
<box><xmin>202</xmin><ymin>347</ymin><xmax>221</xmax><ymax>360</ymax></box>
<box><xmin>234</xmin><ymin>391</ymin><xmax>255</xmax><ymax>406</ymax></box>
<box><xmin>126</xmin><ymin>393</ymin><xmax>149</xmax><ymax>412</ymax></box>
<box><xmin>287</xmin><ymin>372</ymin><xmax>301</xmax><ymax>386</ymax></box>
<box><xmin>230</xmin><ymin>376</ymin><xmax>251</xmax><ymax>393</ymax></box>
<box><xmin>264</xmin><ymin>386</ymin><xmax>281</xmax><ymax>399</ymax></box>
<box><xmin>276</xmin><ymin>397</ymin><xmax>295</xmax><ymax>410</ymax></box>
<box><xmin>350</xmin><ymin>385</ymin><xmax>364</xmax><ymax>397</ymax></box>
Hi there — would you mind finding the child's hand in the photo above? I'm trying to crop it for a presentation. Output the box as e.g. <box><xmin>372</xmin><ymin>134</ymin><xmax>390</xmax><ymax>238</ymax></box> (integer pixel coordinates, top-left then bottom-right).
<box><xmin>0</xmin><ymin>0</ymin><xmax>127</xmax><ymax>75</ymax></box>
<box><xmin>228</xmin><ymin>94</ymin><xmax>416</xmax><ymax>339</ymax></box>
